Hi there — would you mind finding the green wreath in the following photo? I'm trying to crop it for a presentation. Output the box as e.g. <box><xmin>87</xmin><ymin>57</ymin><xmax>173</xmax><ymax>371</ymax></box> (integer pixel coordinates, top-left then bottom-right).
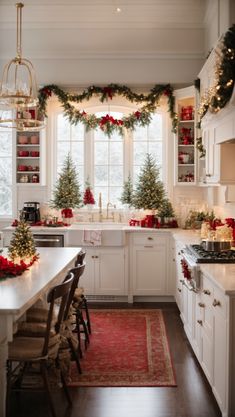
<box><xmin>38</xmin><ymin>83</ymin><xmax>178</xmax><ymax>136</ymax></box>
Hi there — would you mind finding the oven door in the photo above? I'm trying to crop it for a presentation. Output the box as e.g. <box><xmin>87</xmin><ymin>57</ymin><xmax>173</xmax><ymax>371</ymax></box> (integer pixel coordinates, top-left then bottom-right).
<box><xmin>181</xmin><ymin>250</ymin><xmax>201</xmax><ymax>292</ymax></box>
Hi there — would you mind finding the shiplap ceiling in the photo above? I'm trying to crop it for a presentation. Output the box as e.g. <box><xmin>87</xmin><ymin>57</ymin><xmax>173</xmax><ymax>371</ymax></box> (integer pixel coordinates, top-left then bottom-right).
<box><xmin>0</xmin><ymin>0</ymin><xmax>206</xmax><ymax>86</ymax></box>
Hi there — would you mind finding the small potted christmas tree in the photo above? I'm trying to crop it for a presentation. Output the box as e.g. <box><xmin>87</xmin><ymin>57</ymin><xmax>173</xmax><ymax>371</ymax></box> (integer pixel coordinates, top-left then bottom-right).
<box><xmin>83</xmin><ymin>178</ymin><xmax>95</xmax><ymax>209</ymax></box>
<box><xmin>120</xmin><ymin>173</ymin><xmax>133</xmax><ymax>208</ymax></box>
<box><xmin>50</xmin><ymin>153</ymin><xmax>83</xmax><ymax>224</ymax></box>
<box><xmin>132</xmin><ymin>153</ymin><xmax>165</xmax><ymax>212</ymax></box>
<box><xmin>8</xmin><ymin>220</ymin><xmax>39</xmax><ymax>263</ymax></box>
<box><xmin>158</xmin><ymin>198</ymin><xmax>176</xmax><ymax>226</ymax></box>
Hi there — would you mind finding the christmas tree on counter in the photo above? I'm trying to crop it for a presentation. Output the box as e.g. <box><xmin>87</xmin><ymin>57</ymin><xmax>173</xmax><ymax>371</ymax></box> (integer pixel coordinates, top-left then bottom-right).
<box><xmin>83</xmin><ymin>178</ymin><xmax>95</xmax><ymax>206</ymax></box>
<box><xmin>8</xmin><ymin>221</ymin><xmax>39</xmax><ymax>262</ymax></box>
<box><xmin>132</xmin><ymin>153</ymin><xmax>165</xmax><ymax>211</ymax></box>
<box><xmin>51</xmin><ymin>153</ymin><xmax>83</xmax><ymax>211</ymax></box>
<box><xmin>158</xmin><ymin>198</ymin><xmax>175</xmax><ymax>219</ymax></box>
<box><xmin>120</xmin><ymin>173</ymin><xmax>133</xmax><ymax>208</ymax></box>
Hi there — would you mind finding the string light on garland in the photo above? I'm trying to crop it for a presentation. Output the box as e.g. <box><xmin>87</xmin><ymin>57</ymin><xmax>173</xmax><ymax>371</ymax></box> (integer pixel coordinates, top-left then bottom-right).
<box><xmin>198</xmin><ymin>24</ymin><xmax>235</xmax><ymax>120</ymax></box>
<box><xmin>38</xmin><ymin>83</ymin><xmax>178</xmax><ymax>136</ymax></box>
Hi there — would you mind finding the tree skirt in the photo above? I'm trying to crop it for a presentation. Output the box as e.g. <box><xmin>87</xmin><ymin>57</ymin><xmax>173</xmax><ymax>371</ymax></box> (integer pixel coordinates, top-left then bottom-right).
<box><xmin>69</xmin><ymin>309</ymin><xmax>176</xmax><ymax>387</ymax></box>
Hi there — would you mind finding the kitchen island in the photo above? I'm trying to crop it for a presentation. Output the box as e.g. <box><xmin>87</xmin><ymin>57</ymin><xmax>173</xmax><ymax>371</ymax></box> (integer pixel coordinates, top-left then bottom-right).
<box><xmin>0</xmin><ymin>247</ymin><xmax>81</xmax><ymax>417</ymax></box>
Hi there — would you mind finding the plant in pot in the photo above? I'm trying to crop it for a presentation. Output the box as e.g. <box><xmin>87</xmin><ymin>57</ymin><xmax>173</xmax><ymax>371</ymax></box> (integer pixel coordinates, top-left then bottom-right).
<box><xmin>50</xmin><ymin>153</ymin><xmax>83</xmax><ymax>224</ymax></box>
<box><xmin>120</xmin><ymin>173</ymin><xmax>134</xmax><ymax>209</ymax></box>
<box><xmin>158</xmin><ymin>198</ymin><xmax>176</xmax><ymax>226</ymax></box>
<box><xmin>83</xmin><ymin>178</ymin><xmax>95</xmax><ymax>209</ymax></box>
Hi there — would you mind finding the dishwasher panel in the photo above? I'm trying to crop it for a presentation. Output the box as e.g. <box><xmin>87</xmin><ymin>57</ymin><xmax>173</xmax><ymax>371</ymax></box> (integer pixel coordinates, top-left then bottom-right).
<box><xmin>33</xmin><ymin>234</ymin><xmax>64</xmax><ymax>247</ymax></box>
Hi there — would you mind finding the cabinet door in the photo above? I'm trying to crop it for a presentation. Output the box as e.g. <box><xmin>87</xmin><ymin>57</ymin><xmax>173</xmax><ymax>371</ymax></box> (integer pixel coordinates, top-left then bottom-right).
<box><xmin>174</xmin><ymin>245</ymin><xmax>184</xmax><ymax>310</ymax></box>
<box><xmin>213</xmin><ymin>310</ymin><xmax>227</xmax><ymax>412</ymax></box>
<box><xmin>204</xmin><ymin>128</ymin><xmax>220</xmax><ymax>184</ymax></box>
<box><xmin>201</xmin><ymin>326</ymin><xmax>213</xmax><ymax>384</ymax></box>
<box><xmin>95</xmin><ymin>248</ymin><xmax>126</xmax><ymax>295</ymax></box>
<box><xmin>132</xmin><ymin>244</ymin><xmax>167</xmax><ymax>295</ymax></box>
<box><xmin>79</xmin><ymin>249</ymin><xmax>96</xmax><ymax>294</ymax></box>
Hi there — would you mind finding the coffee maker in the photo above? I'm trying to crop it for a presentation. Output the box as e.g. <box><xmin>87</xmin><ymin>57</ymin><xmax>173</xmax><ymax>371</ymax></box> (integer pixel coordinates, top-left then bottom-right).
<box><xmin>22</xmin><ymin>202</ymin><xmax>41</xmax><ymax>224</ymax></box>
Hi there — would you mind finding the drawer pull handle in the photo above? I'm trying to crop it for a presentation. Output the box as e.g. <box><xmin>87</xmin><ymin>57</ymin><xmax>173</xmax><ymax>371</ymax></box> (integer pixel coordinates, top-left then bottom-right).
<box><xmin>213</xmin><ymin>299</ymin><xmax>221</xmax><ymax>307</ymax></box>
<box><xmin>197</xmin><ymin>320</ymin><xmax>203</xmax><ymax>326</ymax></box>
<box><xmin>206</xmin><ymin>173</ymin><xmax>211</xmax><ymax>177</ymax></box>
<box><xmin>144</xmin><ymin>245</ymin><xmax>153</xmax><ymax>248</ymax></box>
<box><xmin>203</xmin><ymin>289</ymin><xmax>211</xmax><ymax>295</ymax></box>
<box><xmin>198</xmin><ymin>302</ymin><xmax>205</xmax><ymax>308</ymax></box>
<box><xmin>147</xmin><ymin>237</ymin><xmax>153</xmax><ymax>240</ymax></box>
<box><xmin>177</xmin><ymin>288</ymin><xmax>181</xmax><ymax>293</ymax></box>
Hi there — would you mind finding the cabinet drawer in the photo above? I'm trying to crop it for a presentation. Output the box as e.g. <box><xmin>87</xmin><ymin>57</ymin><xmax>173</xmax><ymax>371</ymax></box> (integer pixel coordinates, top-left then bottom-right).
<box><xmin>212</xmin><ymin>287</ymin><xmax>227</xmax><ymax>318</ymax></box>
<box><xmin>132</xmin><ymin>233</ymin><xmax>166</xmax><ymax>246</ymax></box>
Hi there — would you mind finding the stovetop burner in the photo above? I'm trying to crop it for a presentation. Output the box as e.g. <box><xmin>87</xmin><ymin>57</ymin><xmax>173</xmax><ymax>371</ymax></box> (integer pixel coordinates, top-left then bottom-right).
<box><xmin>187</xmin><ymin>244</ymin><xmax>235</xmax><ymax>263</ymax></box>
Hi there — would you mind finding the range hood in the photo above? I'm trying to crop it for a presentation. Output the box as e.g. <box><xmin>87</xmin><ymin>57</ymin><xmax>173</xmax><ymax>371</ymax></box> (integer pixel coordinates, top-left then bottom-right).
<box><xmin>201</xmin><ymin>87</ymin><xmax>235</xmax><ymax>145</ymax></box>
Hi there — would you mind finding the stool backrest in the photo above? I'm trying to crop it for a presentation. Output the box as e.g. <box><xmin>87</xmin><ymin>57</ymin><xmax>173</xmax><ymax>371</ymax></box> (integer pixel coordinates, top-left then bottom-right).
<box><xmin>63</xmin><ymin>263</ymin><xmax>86</xmax><ymax>319</ymax></box>
<box><xmin>43</xmin><ymin>273</ymin><xmax>74</xmax><ymax>356</ymax></box>
<box><xmin>76</xmin><ymin>250</ymin><xmax>86</xmax><ymax>266</ymax></box>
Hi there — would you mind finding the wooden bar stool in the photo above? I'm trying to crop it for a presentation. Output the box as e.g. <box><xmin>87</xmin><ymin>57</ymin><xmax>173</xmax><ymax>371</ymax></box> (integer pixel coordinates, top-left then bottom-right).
<box><xmin>6</xmin><ymin>274</ymin><xmax>74</xmax><ymax>417</ymax></box>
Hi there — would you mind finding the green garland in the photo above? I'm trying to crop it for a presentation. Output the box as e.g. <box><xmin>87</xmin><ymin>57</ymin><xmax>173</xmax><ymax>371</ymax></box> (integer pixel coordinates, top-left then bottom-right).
<box><xmin>199</xmin><ymin>24</ymin><xmax>235</xmax><ymax>120</ymax></box>
<box><xmin>38</xmin><ymin>83</ymin><xmax>178</xmax><ymax>136</ymax></box>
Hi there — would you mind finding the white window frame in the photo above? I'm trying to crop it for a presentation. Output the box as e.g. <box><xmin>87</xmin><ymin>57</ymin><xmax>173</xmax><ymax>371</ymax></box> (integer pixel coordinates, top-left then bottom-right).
<box><xmin>49</xmin><ymin>102</ymin><xmax>167</xmax><ymax>206</ymax></box>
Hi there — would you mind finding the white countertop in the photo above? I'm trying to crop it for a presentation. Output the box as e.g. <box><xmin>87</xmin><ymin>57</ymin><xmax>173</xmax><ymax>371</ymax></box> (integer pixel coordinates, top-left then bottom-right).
<box><xmin>0</xmin><ymin>247</ymin><xmax>80</xmax><ymax>314</ymax></box>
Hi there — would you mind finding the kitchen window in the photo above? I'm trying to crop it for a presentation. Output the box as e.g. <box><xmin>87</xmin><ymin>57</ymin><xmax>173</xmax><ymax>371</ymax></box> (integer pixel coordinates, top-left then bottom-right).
<box><xmin>0</xmin><ymin>111</ymin><xmax>14</xmax><ymax>218</ymax></box>
<box><xmin>54</xmin><ymin>108</ymin><xmax>165</xmax><ymax>208</ymax></box>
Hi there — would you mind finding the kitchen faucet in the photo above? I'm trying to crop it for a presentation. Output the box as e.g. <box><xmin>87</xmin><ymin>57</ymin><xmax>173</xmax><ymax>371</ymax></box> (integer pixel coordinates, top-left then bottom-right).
<box><xmin>98</xmin><ymin>192</ymin><xmax>103</xmax><ymax>222</ymax></box>
<box><xmin>106</xmin><ymin>202</ymin><xmax>116</xmax><ymax>221</ymax></box>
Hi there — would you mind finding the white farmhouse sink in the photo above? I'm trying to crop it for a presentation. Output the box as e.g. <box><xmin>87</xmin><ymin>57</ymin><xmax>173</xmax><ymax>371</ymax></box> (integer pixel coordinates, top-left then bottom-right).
<box><xmin>68</xmin><ymin>223</ymin><xmax>126</xmax><ymax>246</ymax></box>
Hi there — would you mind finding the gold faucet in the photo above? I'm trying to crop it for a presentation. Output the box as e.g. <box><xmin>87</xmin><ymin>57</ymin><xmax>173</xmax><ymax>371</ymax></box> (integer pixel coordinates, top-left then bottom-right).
<box><xmin>98</xmin><ymin>192</ymin><xmax>103</xmax><ymax>222</ymax></box>
<box><xmin>106</xmin><ymin>202</ymin><xmax>116</xmax><ymax>221</ymax></box>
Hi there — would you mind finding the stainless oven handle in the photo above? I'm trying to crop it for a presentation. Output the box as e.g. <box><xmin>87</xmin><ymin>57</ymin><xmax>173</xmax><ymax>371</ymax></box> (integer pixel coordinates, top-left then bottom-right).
<box><xmin>182</xmin><ymin>280</ymin><xmax>198</xmax><ymax>293</ymax></box>
<box><xmin>34</xmin><ymin>238</ymin><xmax>61</xmax><ymax>242</ymax></box>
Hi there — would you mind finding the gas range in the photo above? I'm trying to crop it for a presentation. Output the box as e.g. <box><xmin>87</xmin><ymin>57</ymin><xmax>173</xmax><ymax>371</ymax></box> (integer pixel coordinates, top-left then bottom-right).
<box><xmin>186</xmin><ymin>244</ymin><xmax>235</xmax><ymax>263</ymax></box>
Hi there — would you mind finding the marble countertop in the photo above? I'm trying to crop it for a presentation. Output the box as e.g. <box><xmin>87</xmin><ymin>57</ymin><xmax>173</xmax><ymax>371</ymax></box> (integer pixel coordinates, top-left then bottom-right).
<box><xmin>0</xmin><ymin>247</ymin><xmax>80</xmax><ymax>314</ymax></box>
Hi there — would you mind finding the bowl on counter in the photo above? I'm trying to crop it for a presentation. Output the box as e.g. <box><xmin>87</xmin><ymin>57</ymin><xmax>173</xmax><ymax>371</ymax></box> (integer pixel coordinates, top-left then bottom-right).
<box><xmin>18</xmin><ymin>150</ymin><xmax>29</xmax><ymax>157</ymax></box>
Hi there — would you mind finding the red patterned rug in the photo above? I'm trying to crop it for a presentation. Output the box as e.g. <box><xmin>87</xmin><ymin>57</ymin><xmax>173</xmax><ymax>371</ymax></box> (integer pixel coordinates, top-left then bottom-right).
<box><xmin>69</xmin><ymin>309</ymin><xmax>176</xmax><ymax>387</ymax></box>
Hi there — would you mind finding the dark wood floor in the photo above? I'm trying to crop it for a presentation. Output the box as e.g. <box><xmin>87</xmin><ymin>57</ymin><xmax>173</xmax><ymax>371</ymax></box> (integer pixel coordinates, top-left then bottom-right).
<box><xmin>10</xmin><ymin>303</ymin><xmax>222</xmax><ymax>417</ymax></box>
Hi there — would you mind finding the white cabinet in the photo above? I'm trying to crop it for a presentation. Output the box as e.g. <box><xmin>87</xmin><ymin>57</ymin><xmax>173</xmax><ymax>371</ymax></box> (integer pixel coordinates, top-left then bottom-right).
<box><xmin>79</xmin><ymin>247</ymin><xmax>127</xmax><ymax>296</ymax></box>
<box><xmin>174</xmin><ymin>86</ymin><xmax>197</xmax><ymax>185</ymax></box>
<box><xmin>202</xmin><ymin>127</ymin><xmax>235</xmax><ymax>185</ymax></box>
<box><xmin>130</xmin><ymin>233</ymin><xmax>170</xmax><ymax>296</ymax></box>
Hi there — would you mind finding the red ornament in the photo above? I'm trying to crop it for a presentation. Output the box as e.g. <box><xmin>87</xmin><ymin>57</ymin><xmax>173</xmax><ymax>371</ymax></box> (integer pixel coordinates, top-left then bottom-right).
<box><xmin>83</xmin><ymin>187</ymin><xmax>95</xmax><ymax>205</ymax></box>
<box><xmin>135</xmin><ymin>111</ymin><xmax>141</xmax><ymax>119</ymax></box>
<box><xmin>163</xmin><ymin>89</ymin><xmax>170</xmax><ymax>96</ymax></box>
<box><xmin>42</xmin><ymin>87</ymin><xmax>51</xmax><ymax>97</ymax></box>
<box><xmin>180</xmin><ymin>259</ymin><xmax>191</xmax><ymax>281</ymax></box>
<box><xmin>103</xmin><ymin>87</ymin><xmax>114</xmax><ymax>99</ymax></box>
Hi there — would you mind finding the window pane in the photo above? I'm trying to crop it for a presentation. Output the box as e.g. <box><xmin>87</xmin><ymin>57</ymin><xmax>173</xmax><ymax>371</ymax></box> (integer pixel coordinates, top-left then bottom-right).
<box><xmin>71</xmin><ymin>142</ymin><xmax>84</xmax><ymax>165</ymax></box>
<box><xmin>71</xmin><ymin>123</ymin><xmax>84</xmax><ymax>140</ymax></box>
<box><xmin>95</xmin><ymin>142</ymin><xmax>108</xmax><ymax>165</ymax></box>
<box><xmin>57</xmin><ymin>142</ymin><xmax>70</xmax><ymax>165</ymax></box>
<box><xmin>133</xmin><ymin>142</ymin><xmax>148</xmax><ymax>165</ymax></box>
<box><xmin>110</xmin><ymin>142</ymin><xmax>123</xmax><ymax>165</ymax></box>
<box><xmin>57</xmin><ymin>114</ymin><xmax>70</xmax><ymax>139</ymax></box>
<box><xmin>95</xmin><ymin>165</ymin><xmax>108</xmax><ymax>186</ymax></box>
<box><xmin>109</xmin><ymin>165</ymin><xmax>123</xmax><ymax>186</ymax></box>
<box><xmin>0</xmin><ymin>156</ymin><xmax>12</xmax><ymax>215</ymax></box>
<box><xmin>148</xmin><ymin>114</ymin><xmax>162</xmax><ymax>140</ymax></box>
<box><xmin>109</xmin><ymin>187</ymin><xmax>122</xmax><ymax>207</ymax></box>
<box><xmin>149</xmin><ymin>142</ymin><xmax>162</xmax><ymax>164</ymax></box>
<box><xmin>133</xmin><ymin>126</ymin><xmax>148</xmax><ymax>141</ymax></box>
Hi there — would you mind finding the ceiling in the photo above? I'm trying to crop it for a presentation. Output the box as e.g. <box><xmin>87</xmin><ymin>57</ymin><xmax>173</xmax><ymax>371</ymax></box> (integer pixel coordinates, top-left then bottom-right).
<box><xmin>0</xmin><ymin>0</ymin><xmax>206</xmax><ymax>86</ymax></box>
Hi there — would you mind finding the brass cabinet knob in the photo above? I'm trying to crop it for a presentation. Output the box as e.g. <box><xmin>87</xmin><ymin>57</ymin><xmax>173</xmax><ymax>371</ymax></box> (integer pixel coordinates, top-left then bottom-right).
<box><xmin>147</xmin><ymin>237</ymin><xmax>153</xmax><ymax>240</ymax></box>
<box><xmin>197</xmin><ymin>320</ymin><xmax>203</xmax><ymax>326</ymax></box>
<box><xmin>212</xmin><ymin>299</ymin><xmax>221</xmax><ymax>307</ymax></box>
<box><xmin>198</xmin><ymin>302</ymin><xmax>205</xmax><ymax>308</ymax></box>
<box><xmin>203</xmin><ymin>289</ymin><xmax>211</xmax><ymax>295</ymax></box>
<box><xmin>177</xmin><ymin>288</ymin><xmax>182</xmax><ymax>293</ymax></box>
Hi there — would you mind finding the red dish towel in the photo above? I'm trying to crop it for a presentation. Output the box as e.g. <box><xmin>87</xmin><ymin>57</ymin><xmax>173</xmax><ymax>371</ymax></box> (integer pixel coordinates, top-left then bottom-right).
<box><xmin>82</xmin><ymin>230</ymin><xmax>102</xmax><ymax>246</ymax></box>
